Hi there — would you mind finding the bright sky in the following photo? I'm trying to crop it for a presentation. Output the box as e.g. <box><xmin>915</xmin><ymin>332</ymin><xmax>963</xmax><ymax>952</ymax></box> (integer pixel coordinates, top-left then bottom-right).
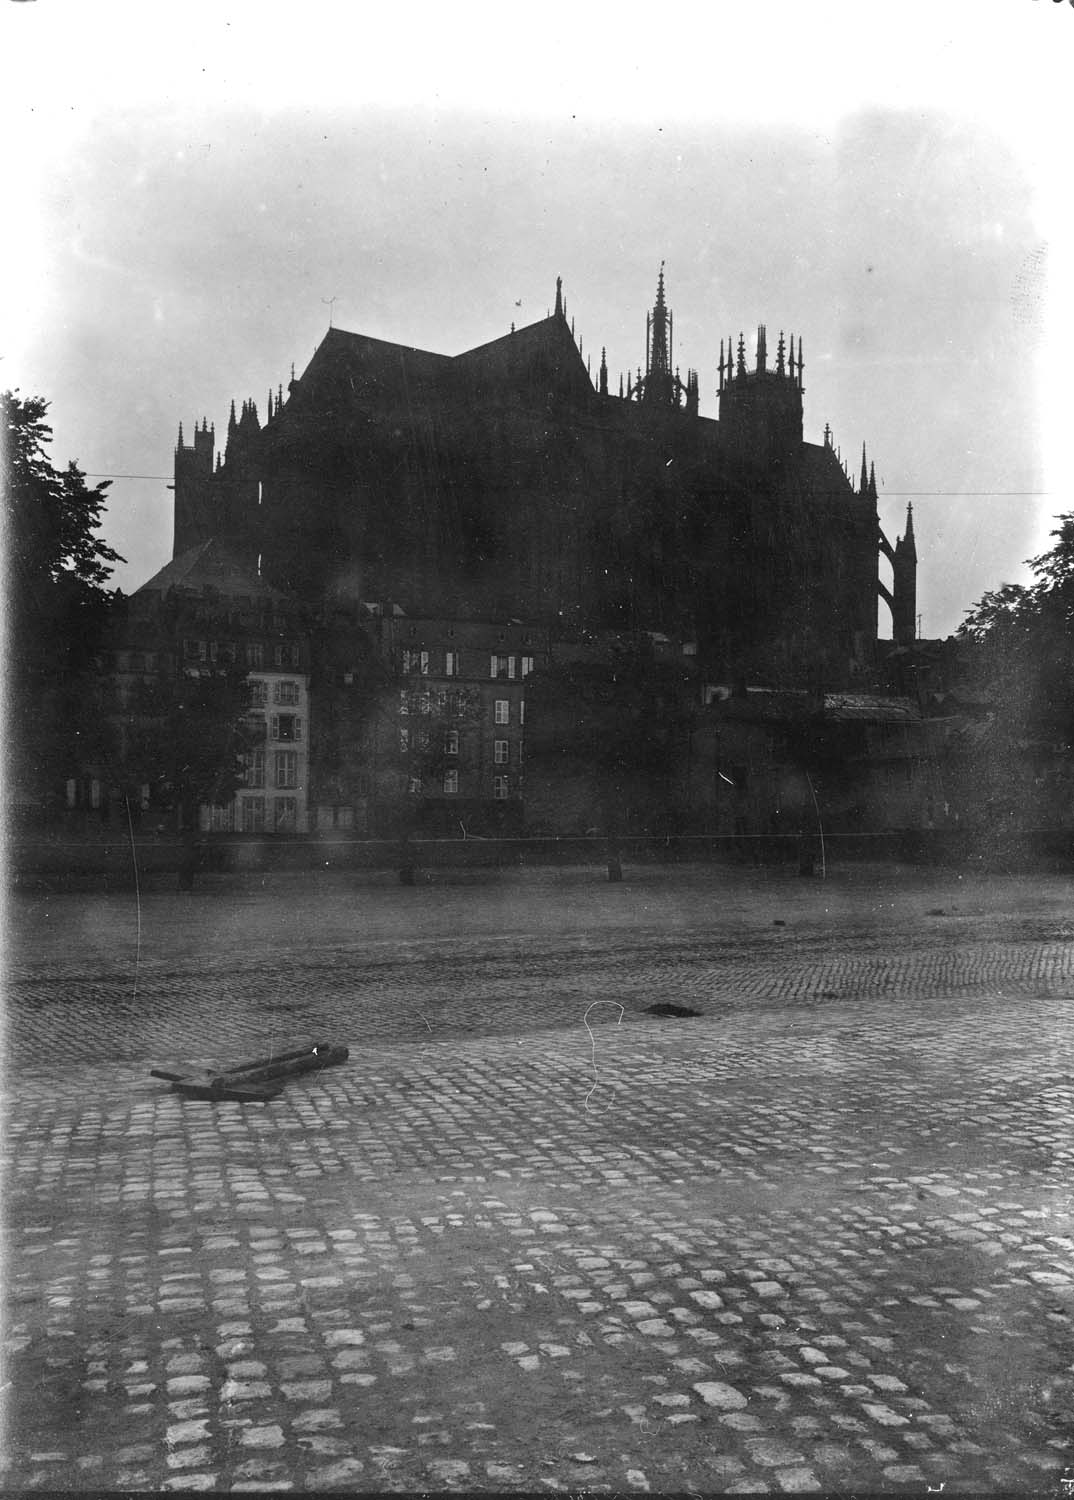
<box><xmin>2</xmin><ymin>0</ymin><xmax>1070</xmax><ymax>640</ymax></box>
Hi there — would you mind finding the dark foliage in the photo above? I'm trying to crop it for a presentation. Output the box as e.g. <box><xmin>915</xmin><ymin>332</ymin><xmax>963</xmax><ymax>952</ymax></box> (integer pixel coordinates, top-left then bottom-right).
<box><xmin>112</xmin><ymin>666</ymin><xmax>256</xmax><ymax>830</ymax></box>
<box><xmin>4</xmin><ymin>391</ymin><xmax>124</xmax><ymax>803</ymax></box>
<box><xmin>960</xmin><ymin>515</ymin><xmax>1074</xmax><ymax>742</ymax></box>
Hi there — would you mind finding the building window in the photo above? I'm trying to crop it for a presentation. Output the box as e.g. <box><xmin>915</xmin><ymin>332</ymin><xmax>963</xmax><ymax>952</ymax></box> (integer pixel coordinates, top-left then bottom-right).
<box><xmin>183</xmin><ymin>638</ymin><xmax>206</xmax><ymax>663</ymax></box>
<box><xmin>337</xmin><ymin>806</ymin><xmax>354</xmax><ymax>829</ymax></box>
<box><xmin>494</xmin><ymin>699</ymin><xmax>509</xmax><ymax>725</ymax></box>
<box><xmin>493</xmin><ymin>775</ymin><xmax>509</xmax><ymax>800</ymax></box>
<box><xmin>444</xmin><ymin>729</ymin><xmax>459</xmax><ymax>756</ymax></box>
<box><xmin>521</xmin><ymin>655</ymin><xmax>534</xmax><ymax>677</ymax></box>
<box><xmin>242</xmin><ymin>797</ymin><xmax>265</xmax><ymax>833</ymax></box>
<box><xmin>209</xmin><ymin>803</ymin><xmax>235</xmax><ymax>832</ymax></box>
<box><xmin>407</xmin><ymin>775</ymin><xmax>423</xmax><ymax>795</ymax></box>
<box><xmin>494</xmin><ymin>739</ymin><xmax>509</xmax><ymax>764</ymax></box>
<box><xmin>519</xmin><ymin>699</ymin><xmax>525</xmax><ymax>725</ymax></box>
<box><xmin>271</xmin><ymin>713</ymin><xmax>302</xmax><ymax>742</ymax></box>
<box><xmin>490</xmin><ymin>653</ymin><xmax>515</xmax><ymax>680</ymax></box>
<box><xmin>274</xmin><ymin>680</ymin><xmax>300</xmax><ymax>705</ymax></box>
<box><xmin>445</xmin><ymin>651</ymin><xmax>459</xmax><ymax>677</ymax></box>
<box><xmin>248</xmin><ymin>680</ymin><xmax>268</xmax><ymax>707</ymax></box>
<box><xmin>274</xmin><ymin>643</ymin><xmax>299</xmax><ymax>668</ymax></box>
<box><xmin>275</xmin><ymin>796</ymin><xmax>297</xmax><ymax>832</ymax></box>
<box><xmin>399</xmin><ymin>689</ymin><xmax>410</xmax><ymax>715</ymax></box>
<box><xmin>246</xmin><ymin>749</ymin><xmax>266</xmax><ymax>788</ymax></box>
<box><xmin>246</xmin><ymin>713</ymin><xmax>267</xmax><ymax>742</ymax></box>
<box><xmin>403</xmin><ymin>648</ymin><xmax>429</xmax><ymax>675</ymax></box>
<box><xmin>399</xmin><ymin>726</ymin><xmax>410</xmax><ymax>753</ymax></box>
<box><xmin>443</xmin><ymin>769</ymin><xmax>459</xmax><ymax>794</ymax></box>
<box><xmin>275</xmin><ymin>751</ymin><xmax>298</xmax><ymax>789</ymax></box>
<box><xmin>209</xmin><ymin>641</ymin><xmax>235</xmax><ymax>665</ymax></box>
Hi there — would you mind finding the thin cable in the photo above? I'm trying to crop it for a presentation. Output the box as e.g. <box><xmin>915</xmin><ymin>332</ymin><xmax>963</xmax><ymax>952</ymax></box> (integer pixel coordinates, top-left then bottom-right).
<box><xmin>583</xmin><ymin>1001</ymin><xmax>624</xmax><ymax>1113</ymax></box>
<box><xmin>805</xmin><ymin>772</ymin><xmax>827</xmax><ymax>881</ymax></box>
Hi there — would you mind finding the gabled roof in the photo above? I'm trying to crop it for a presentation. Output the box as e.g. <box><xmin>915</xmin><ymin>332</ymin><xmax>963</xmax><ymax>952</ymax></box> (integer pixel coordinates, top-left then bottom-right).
<box><xmin>286</xmin><ymin>327</ymin><xmax>452</xmax><ymax>418</ymax></box>
<box><xmin>134</xmin><ymin>538</ymin><xmax>281</xmax><ymax>602</ymax></box>
<box><xmin>284</xmin><ymin>314</ymin><xmax>594</xmax><ymax>423</ymax></box>
<box><xmin>451</xmin><ymin>314</ymin><xmax>594</xmax><ymax>401</ymax></box>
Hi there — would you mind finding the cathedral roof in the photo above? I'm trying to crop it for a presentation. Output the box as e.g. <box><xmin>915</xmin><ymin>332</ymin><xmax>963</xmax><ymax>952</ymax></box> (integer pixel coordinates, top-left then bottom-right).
<box><xmin>285</xmin><ymin>314</ymin><xmax>593</xmax><ymax>421</ymax></box>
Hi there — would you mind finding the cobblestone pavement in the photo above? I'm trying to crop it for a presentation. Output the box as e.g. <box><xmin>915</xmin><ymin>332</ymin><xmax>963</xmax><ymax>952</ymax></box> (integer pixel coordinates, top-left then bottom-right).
<box><xmin>4</xmin><ymin>862</ymin><xmax>1074</xmax><ymax>1492</ymax></box>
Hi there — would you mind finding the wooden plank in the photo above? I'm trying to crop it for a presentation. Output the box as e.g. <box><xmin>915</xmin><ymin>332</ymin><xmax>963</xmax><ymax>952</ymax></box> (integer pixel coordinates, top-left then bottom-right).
<box><xmin>172</xmin><ymin>1078</ymin><xmax>283</xmax><ymax>1102</ymax></box>
<box><xmin>212</xmin><ymin>1044</ymin><xmax>348</xmax><ymax>1087</ymax></box>
<box><xmin>150</xmin><ymin>1043</ymin><xmax>348</xmax><ymax>1099</ymax></box>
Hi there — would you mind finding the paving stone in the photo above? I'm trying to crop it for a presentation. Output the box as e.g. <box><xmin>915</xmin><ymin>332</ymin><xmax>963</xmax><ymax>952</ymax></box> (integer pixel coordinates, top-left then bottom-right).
<box><xmin>693</xmin><ymin>1381</ymin><xmax>749</xmax><ymax>1410</ymax></box>
<box><xmin>5</xmin><ymin>866</ymin><xmax>1074</xmax><ymax>1494</ymax></box>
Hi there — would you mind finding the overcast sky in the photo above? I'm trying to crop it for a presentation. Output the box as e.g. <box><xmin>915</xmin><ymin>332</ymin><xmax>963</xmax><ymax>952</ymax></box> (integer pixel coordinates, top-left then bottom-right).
<box><xmin>3</xmin><ymin>0</ymin><xmax>1069</xmax><ymax>641</ymax></box>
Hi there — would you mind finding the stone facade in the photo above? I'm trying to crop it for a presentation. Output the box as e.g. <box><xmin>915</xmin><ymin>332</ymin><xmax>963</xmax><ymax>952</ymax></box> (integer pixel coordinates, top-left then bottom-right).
<box><xmin>173</xmin><ymin>270</ymin><xmax>919</xmax><ymax>693</ymax></box>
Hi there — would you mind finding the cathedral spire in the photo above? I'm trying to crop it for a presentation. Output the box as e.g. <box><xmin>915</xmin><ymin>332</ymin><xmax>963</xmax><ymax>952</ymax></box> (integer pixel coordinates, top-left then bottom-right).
<box><xmin>869</xmin><ymin>460</ymin><xmax>877</xmax><ymax>499</ymax></box>
<box><xmin>903</xmin><ymin>502</ymin><xmax>916</xmax><ymax>554</ymax></box>
<box><xmin>554</xmin><ymin>276</ymin><xmax>563</xmax><ymax>318</ymax></box>
<box><xmin>776</xmin><ymin>330</ymin><xmax>786</xmax><ymax>376</ymax></box>
<box><xmin>860</xmin><ymin>443</ymin><xmax>868</xmax><ymax>494</ymax></box>
<box><xmin>599</xmin><ymin>346</ymin><xmax>608</xmax><ymax>397</ymax></box>
<box><xmin>756</xmin><ymin>324</ymin><xmax>767</xmax><ymax>374</ymax></box>
<box><xmin>641</xmin><ymin>261</ymin><xmax>674</xmax><ymax>404</ymax></box>
<box><xmin>736</xmin><ymin>334</ymin><xmax>747</xmax><ymax>378</ymax></box>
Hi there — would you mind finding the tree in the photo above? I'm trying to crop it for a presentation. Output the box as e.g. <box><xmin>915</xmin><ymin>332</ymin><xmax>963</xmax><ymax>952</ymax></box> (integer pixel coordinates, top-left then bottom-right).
<box><xmin>524</xmin><ymin>641</ymin><xmax>697</xmax><ymax>875</ymax></box>
<box><xmin>3</xmin><ymin>391</ymin><xmax>124</xmax><ymax>810</ymax></box>
<box><xmin>957</xmin><ymin>515</ymin><xmax>1074</xmax><ymax>828</ymax></box>
<box><xmin>113</xmin><ymin>665</ymin><xmax>255</xmax><ymax>834</ymax></box>
<box><xmin>960</xmin><ymin>517</ymin><xmax>1074</xmax><ymax>735</ymax></box>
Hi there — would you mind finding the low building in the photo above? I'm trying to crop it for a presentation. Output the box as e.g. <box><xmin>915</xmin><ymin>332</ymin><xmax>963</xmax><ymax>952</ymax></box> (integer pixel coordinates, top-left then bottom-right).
<box><xmin>112</xmin><ymin>540</ymin><xmax>314</xmax><ymax>835</ymax></box>
<box><xmin>360</xmin><ymin>610</ymin><xmax>550</xmax><ymax>835</ymax></box>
